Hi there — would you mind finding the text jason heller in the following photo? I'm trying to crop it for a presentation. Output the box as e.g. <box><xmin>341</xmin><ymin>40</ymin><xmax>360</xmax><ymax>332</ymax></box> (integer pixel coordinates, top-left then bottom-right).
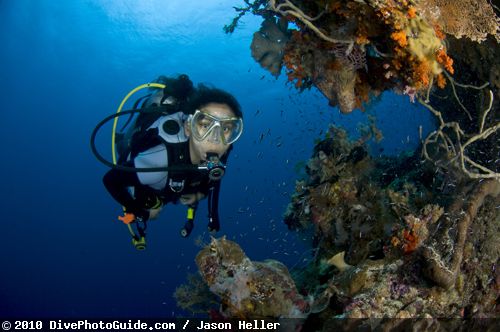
<box><xmin>197</xmin><ymin>320</ymin><xmax>280</xmax><ymax>330</ymax></box>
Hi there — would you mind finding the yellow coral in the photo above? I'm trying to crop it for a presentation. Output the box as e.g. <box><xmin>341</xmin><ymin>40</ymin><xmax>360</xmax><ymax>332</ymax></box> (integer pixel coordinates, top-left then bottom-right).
<box><xmin>406</xmin><ymin>18</ymin><xmax>444</xmax><ymax>75</ymax></box>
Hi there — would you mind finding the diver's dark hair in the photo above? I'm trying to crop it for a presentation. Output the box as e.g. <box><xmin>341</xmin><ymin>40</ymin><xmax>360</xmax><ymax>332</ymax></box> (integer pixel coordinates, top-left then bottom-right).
<box><xmin>154</xmin><ymin>74</ymin><xmax>194</xmax><ymax>102</ymax></box>
<box><xmin>187</xmin><ymin>84</ymin><xmax>242</xmax><ymax>118</ymax></box>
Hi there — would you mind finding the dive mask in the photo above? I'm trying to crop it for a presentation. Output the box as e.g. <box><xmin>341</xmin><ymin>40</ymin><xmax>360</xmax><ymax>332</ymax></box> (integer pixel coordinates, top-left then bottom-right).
<box><xmin>189</xmin><ymin>109</ymin><xmax>243</xmax><ymax>145</ymax></box>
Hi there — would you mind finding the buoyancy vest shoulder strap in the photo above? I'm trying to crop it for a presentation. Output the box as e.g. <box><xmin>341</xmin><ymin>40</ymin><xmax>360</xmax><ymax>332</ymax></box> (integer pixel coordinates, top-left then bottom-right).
<box><xmin>119</xmin><ymin>108</ymin><xmax>188</xmax><ymax>163</ymax></box>
<box><xmin>164</xmin><ymin>141</ymin><xmax>191</xmax><ymax>193</ymax></box>
<box><xmin>145</xmin><ymin>112</ymin><xmax>190</xmax><ymax>193</ymax></box>
<box><xmin>146</xmin><ymin>111</ymin><xmax>189</xmax><ymax>145</ymax></box>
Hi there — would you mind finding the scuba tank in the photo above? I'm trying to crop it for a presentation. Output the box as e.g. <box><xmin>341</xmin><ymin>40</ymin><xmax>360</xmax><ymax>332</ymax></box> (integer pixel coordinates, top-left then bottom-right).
<box><xmin>116</xmin><ymin>74</ymin><xmax>194</xmax><ymax>164</ymax></box>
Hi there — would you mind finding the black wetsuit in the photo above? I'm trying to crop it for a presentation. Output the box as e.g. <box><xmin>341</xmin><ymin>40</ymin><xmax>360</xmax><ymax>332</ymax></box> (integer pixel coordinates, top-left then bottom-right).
<box><xmin>103</xmin><ymin>141</ymin><xmax>211</xmax><ymax>221</ymax></box>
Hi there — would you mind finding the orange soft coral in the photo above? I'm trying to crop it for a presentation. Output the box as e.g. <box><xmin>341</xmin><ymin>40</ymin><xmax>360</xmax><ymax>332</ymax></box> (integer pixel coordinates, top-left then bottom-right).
<box><xmin>436</xmin><ymin>48</ymin><xmax>454</xmax><ymax>74</ymax></box>
<box><xmin>356</xmin><ymin>34</ymin><xmax>369</xmax><ymax>45</ymax></box>
<box><xmin>436</xmin><ymin>73</ymin><xmax>447</xmax><ymax>88</ymax></box>
<box><xmin>412</xmin><ymin>60</ymin><xmax>432</xmax><ymax>88</ymax></box>
<box><xmin>407</xmin><ymin>7</ymin><xmax>417</xmax><ymax>19</ymax></box>
<box><xmin>433</xmin><ymin>24</ymin><xmax>446</xmax><ymax>40</ymax></box>
<box><xmin>391</xmin><ymin>30</ymin><xmax>408</xmax><ymax>47</ymax></box>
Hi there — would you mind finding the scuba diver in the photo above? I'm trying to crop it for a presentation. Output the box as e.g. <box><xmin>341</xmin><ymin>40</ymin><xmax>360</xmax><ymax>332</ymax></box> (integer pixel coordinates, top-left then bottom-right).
<box><xmin>91</xmin><ymin>74</ymin><xmax>243</xmax><ymax>250</ymax></box>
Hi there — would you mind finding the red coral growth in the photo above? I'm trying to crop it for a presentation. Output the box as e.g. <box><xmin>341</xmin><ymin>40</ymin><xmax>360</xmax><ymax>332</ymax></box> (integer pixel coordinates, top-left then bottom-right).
<box><xmin>391</xmin><ymin>213</ymin><xmax>431</xmax><ymax>255</ymax></box>
<box><xmin>282</xmin><ymin>31</ymin><xmax>312</xmax><ymax>89</ymax></box>
<box><xmin>283</xmin><ymin>51</ymin><xmax>305</xmax><ymax>88</ymax></box>
<box><xmin>390</xmin><ymin>227</ymin><xmax>419</xmax><ymax>254</ymax></box>
<box><xmin>287</xmin><ymin>67</ymin><xmax>307</xmax><ymax>88</ymax></box>
<box><xmin>401</xmin><ymin>229</ymin><xmax>418</xmax><ymax>254</ymax></box>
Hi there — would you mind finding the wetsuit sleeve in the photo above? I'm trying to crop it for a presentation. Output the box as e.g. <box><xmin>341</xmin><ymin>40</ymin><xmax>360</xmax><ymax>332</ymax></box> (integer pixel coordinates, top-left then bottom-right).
<box><xmin>102</xmin><ymin>167</ymin><xmax>148</xmax><ymax>218</ymax></box>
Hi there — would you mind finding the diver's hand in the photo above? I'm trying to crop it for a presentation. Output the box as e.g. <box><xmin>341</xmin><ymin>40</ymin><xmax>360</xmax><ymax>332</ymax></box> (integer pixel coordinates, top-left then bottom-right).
<box><xmin>179</xmin><ymin>192</ymin><xmax>205</xmax><ymax>205</ymax></box>
<box><xmin>148</xmin><ymin>206</ymin><xmax>163</xmax><ymax>220</ymax></box>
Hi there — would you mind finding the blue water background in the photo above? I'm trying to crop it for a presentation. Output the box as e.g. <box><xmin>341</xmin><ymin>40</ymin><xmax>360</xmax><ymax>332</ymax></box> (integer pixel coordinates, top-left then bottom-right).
<box><xmin>0</xmin><ymin>0</ymin><xmax>434</xmax><ymax>318</ymax></box>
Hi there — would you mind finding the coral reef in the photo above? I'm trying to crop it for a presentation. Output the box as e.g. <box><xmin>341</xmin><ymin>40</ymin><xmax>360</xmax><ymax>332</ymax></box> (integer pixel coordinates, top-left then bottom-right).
<box><xmin>171</xmin><ymin>1</ymin><xmax>500</xmax><ymax>325</ymax></box>
<box><xmin>226</xmin><ymin>1</ymin><xmax>499</xmax><ymax>147</ymax></box>
<box><xmin>227</xmin><ymin>0</ymin><xmax>491</xmax><ymax>113</ymax></box>
<box><xmin>280</xmin><ymin>129</ymin><xmax>500</xmax><ymax>329</ymax></box>
<box><xmin>315</xmin><ymin>57</ymin><xmax>358</xmax><ymax>114</ymax></box>
<box><xmin>251</xmin><ymin>17</ymin><xmax>291</xmax><ymax>76</ymax></box>
<box><xmin>193</xmin><ymin>236</ymin><xmax>312</xmax><ymax>319</ymax></box>
<box><xmin>421</xmin><ymin>179</ymin><xmax>500</xmax><ymax>289</ymax></box>
<box><xmin>416</xmin><ymin>0</ymin><xmax>500</xmax><ymax>43</ymax></box>
<box><xmin>284</xmin><ymin>125</ymin><xmax>438</xmax><ymax>266</ymax></box>
<box><xmin>173</xmin><ymin>273</ymin><xmax>220</xmax><ymax>314</ymax></box>
<box><xmin>229</xmin><ymin>1</ymin><xmax>499</xmax><ymax>183</ymax></box>
<box><xmin>177</xmin><ymin>111</ymin><xmax>497</xmax><ymax>325</ymax></box>
<box><xmin>228</xmin><ymin>0</ymin><xmax>499</xmax><ymax>183</ymax></box>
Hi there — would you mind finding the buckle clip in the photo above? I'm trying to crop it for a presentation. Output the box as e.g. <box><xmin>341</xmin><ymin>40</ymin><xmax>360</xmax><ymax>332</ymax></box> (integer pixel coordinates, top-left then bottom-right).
<box><xmin>169</xmin><ymin>178</ymin><xmax>185</xmax><ymax>192</ymax></box>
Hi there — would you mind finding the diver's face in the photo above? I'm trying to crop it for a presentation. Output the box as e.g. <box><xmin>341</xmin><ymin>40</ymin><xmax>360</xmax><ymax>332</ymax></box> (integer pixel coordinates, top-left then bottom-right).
<box><xmin>186</xmin><ymin>103</ymin><xmax>236</xmax><ymax>164</ymax></box>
